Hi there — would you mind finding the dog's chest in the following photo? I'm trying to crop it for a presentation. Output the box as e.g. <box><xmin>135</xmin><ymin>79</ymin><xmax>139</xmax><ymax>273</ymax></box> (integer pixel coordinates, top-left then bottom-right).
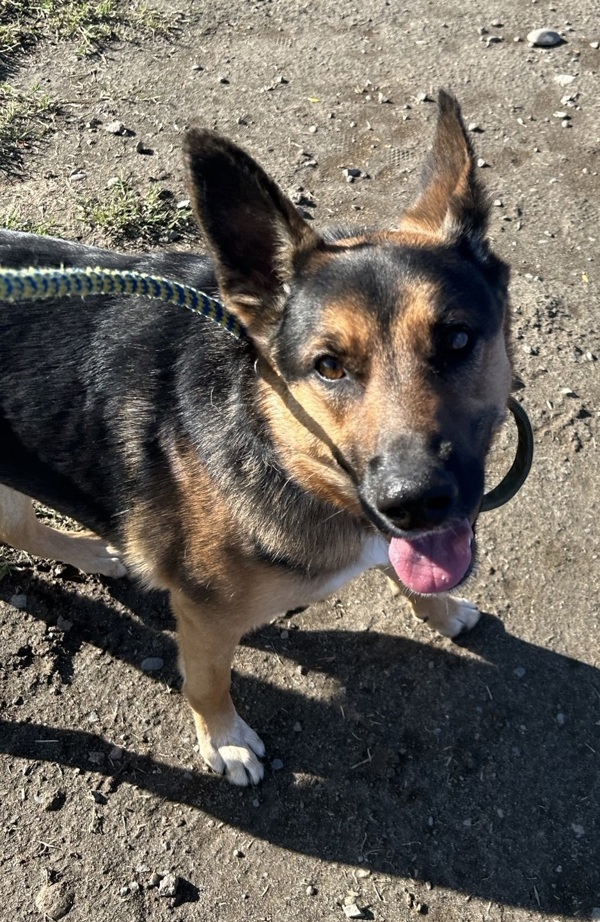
<box><xmin>301</xmin><ymin>534</ymin><xmax>390</xmax><ymax>605</ymax></box>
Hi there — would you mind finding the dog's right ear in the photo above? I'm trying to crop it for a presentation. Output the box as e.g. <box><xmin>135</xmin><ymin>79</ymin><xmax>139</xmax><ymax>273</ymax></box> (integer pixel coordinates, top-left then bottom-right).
<box><xmin>183</xmin><ymin>128</ymin><xmax>320</xmax><ymax>347</ymax></box>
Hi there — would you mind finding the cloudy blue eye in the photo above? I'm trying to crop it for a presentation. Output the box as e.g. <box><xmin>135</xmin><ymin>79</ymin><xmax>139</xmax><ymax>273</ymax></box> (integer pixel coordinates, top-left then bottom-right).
<box><xmin>449</xmin><ymin>329</ymin><xmax>471</xmax><ymax>351</ymax></box>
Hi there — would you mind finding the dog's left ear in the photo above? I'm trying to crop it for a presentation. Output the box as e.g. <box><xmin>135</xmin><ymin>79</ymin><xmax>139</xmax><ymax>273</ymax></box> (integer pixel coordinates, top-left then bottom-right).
<box><xmin>399</xmin><ymin>90</ymin><xmax>493</xmax><ymax>263</ymax></box>
<box><xmin>183</xmin><ymin>128</ymin><xmax>320</xmax><ymax>346</ymax></box>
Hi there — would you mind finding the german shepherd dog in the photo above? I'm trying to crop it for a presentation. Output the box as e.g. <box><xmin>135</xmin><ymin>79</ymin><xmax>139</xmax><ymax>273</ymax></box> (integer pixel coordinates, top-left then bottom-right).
<box><xmin>0</xmin><ymin>92</ymin><xmax>512</xmax><ymax>785</ymax></box>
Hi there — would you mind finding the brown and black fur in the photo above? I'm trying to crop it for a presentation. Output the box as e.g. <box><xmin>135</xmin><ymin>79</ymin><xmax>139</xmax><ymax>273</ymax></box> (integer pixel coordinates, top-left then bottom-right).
<box><xmin>0</xmin><ymin>91</ymin><xmax>512</xmax><ymax>784</ymax></box>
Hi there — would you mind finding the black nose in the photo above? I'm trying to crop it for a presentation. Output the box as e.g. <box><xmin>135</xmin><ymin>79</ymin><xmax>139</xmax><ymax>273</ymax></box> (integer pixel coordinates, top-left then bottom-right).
<box><xmin>375</xmin><ymin>473</ymin><xmax>458</xmax><ymax>531</ymax></box>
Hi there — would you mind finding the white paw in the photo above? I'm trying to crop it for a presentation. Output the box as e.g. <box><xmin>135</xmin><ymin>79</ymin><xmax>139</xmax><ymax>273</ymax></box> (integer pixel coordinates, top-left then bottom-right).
<box><xmin>198</xmin><ymin>713</ymin><xmax>265</xmax><ymax>786</ymax></box>
<box><xmin>416</xmin><ymin>597</ymin><xmax>481</xmax><ymax>639</ymax></box>
<box><xmin>77</xmin><ymin>539</ymin><xmax>127</xmax><ymax>578</ymax></box>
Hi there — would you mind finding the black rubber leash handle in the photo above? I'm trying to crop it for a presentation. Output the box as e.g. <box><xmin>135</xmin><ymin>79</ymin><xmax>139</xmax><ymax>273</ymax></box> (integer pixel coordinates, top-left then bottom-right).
<box><xmin>480</xmin><ymin>397</ymin><xmax>534</xmax><ymax>513</ymax></box>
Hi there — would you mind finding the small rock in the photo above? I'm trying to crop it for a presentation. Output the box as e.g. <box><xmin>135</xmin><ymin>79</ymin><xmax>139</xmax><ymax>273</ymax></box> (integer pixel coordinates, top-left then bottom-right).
<box><xmin>468</xmin><ymin>122</ymin><xmax>483</xmax><ymax>132</ymax></box>
<box><xmin>415</xmin><ymin>91</ymin><xmax>432</xmax><ymax>103</ymax></box>
<box><xmin>590</xmin><ymin>41</ymin><xmax>599</xmax><ymax>50</ymax></box>
<box><xmin>69</xmin><ymin>171</ymin><xmax>86</xmax><ymax>182</ymax></box>
<box><xmin>56</xmin><ymin>615</ymin><xmax>73</xmax><ymax>632</ymax></box>
<box><xmin>91</xmin><ymin>790</ymin><xmax>107</xmax><ymax>805</ymax></box>
<box><xmin>10</xmin><ymin>594</ymin><xmax>27</xmax><ymax>609</ymax></box>
<box><xmin>158</xmin><ymin>873</ymin><xmax>179</xmax><ymax>898</ymax></box>
<box><xmin>477</xmin><ymin>157</ymin><xmax>489</xmax><ymax>168</ymax></box>
<box><xmin>344</xmin><ymin>167</ymin><xmax>362</xmax><ymax>178</ymax></box>
<box><xmin>306</xmin><ymin>885</ymin><xmax>318</xmax><ymax>896</ymax></box>
<box><xmin>35</xmin><ymin>881</ymin><xmax>74</xmax><ymax>920</ymax></box>
<box><xmin>148</xmin><ymin>872</ymin><xmax>162</xmax><ymax>888</ymax></box>
<box><xmin>135</xmin><ymin>140</ymin><xmax>153</xmax><ymax>155</ymax></box>
<box><xmin>377</xmin><ymin>92</ymin><xmax>391</xmax><ymax>103</ymax></box>
<box><xmin>491</xmin><ymin>19</ymin><xmax>503</xmax><ymax>27</ymax></box>
<box><xmin>88</xmin><ymin>751</ymin><xmax>105</xmax><ymax>765</ymax></box>
<box><xmin>233</xmin><ymin>848</ymin><xmax>244</xmax><ymax>858</ymax></box>
<box><xmin>218</xmin><ymin>75</ymin><xmax>230</xmax><ymax>84</ymax></box>
<box><xmin>271</xmin><ymin>758</ymin><xmax>284</xmax><ymax>771</ymax></box>
<box><xmin>485</xmin><ymin>35</ymin><xmax>503</xmax><ymax>45</ymax></box>
<box><xmin>553</xmin><ymin>111</ymin><xmax>569</xmax><ymax>119</ymax></box>
<box><xmin>513</xmin><ymin>666</ymin><xmax>526</xmax><ymax>678</ymax></box>
<box><xmin>355</xmin><ymin>868</ymin><xmax>371</xmax><ymax>878</ymax></box>
<box><xmin>141</xmin><ymin>657</ymin><xmax>164</xmax><ymax>672</ymax></box>
<box><xmin>191</xmin><ymin>63</ymin><xmax>203</xmax><ymax>71</ymax></box>
<box><xmin>109</xmin><ymin>745</ymin><xmax>123</xmax><ymax>760</ymax></box>
<box><xmin>571</xmin><ymin>823</ymin><xmax>585</xmax><ymax>837</ymax></box>
<box><xmin>308</xmin><ymin>125</ymin><xmax>318</xmax><ymax>133</ymax></box>
<box><xmin>104</xmin><ymin>120</ymin><xmax>132</xmax><ymax>136</ymax></box>
<box><xmin>293</xmin><ymin>722</ymin><xmax>302</xmax><ymax>733</ymax></box>
<box><xmin>527</xmin><ymin>29</ymin><xmax>564</xmax><ymax>47</ymax></box>
<box><xmin>554</xmin><ymin>74</ymin><xmax>577</xmax><ymax>86</ymax></box>
<box><xmin>343</xmin><ymin>904</ymin><xmax>365</xmax><ymax>919</ymax></box>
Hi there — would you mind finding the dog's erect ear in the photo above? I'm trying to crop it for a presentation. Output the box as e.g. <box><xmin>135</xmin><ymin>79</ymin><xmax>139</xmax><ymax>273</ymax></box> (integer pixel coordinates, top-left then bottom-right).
<box><xmin>399</xmin><ymin>90</ymin><xmax>491</xmax><ymax>258</ymax></box>
<box><xmin>183</xmin><ymin>128</ymin><xmax>320</xmax><ymax>345</ymax></box>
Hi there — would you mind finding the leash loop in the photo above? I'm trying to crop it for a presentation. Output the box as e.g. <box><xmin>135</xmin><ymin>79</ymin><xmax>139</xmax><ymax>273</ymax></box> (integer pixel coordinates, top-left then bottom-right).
<box><xmin>480</xmin><ymin>397</ymin><xmax>534</xmax><ymax>512</ymax></box>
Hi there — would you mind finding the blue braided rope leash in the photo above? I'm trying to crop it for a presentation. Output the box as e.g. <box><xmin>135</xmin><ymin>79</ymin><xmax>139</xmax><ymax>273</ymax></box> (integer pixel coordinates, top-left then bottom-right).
<box><xmin>0</xmin><ymin>265</ymin><xmax>247</xmax><ymax>340</ymax></box>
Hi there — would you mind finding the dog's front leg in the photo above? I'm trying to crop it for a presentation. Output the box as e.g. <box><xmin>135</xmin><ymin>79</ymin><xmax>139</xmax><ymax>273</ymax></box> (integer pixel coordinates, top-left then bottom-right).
<box><xmin>383</xmin><ymin>567</ymin><xmax>481</xmax><ymax>638</ymax></box>
<box><xmin>170</xmin><ymin>590</ymin><xmax>265</xmax><ymax>786</ymax></box>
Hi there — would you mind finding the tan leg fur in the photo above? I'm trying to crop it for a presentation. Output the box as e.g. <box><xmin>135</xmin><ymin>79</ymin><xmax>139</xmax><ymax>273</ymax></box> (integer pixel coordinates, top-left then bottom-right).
<box><xmin>0</xmin><ymin>484</ymin><xmax>126</xmax><ymax>578</ymax></box>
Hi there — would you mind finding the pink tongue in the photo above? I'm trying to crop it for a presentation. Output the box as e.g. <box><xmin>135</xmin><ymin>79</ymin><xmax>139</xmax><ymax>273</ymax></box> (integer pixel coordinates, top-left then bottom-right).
<box><xmin>389</xmin><ymin>519</ymin><xmax>473</xmax><ymax>594</ymax></box>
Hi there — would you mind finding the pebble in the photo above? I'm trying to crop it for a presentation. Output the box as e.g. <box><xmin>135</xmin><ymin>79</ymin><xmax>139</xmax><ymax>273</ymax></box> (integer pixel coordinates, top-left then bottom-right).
<box><xmin>10</xmin><ymin>594</ymin><xmax>27</xmax><ymax>609</ymax></box>
<box><xmin>103</xmin><ymin>120</ymin><xmax>132</xmax><ymax>136</ymax></box>
<box><xmin>141</xmin><ymin>657</ymin><xmax>164</xmax><ymax>672</ymax></box>
<box><xmin>468</xmin><ymin>122</ymin><xmax>483</xmax><ymax>132</ymax></box>
<box><xmin>271</xmin><ymin>758</ymin><xmax>284</xmax><ymax>771</ymax></box>
<box><xmin>293</xmin><ymin>722</ymin><xmax>302</xmax><ymax>733</ymax></box>
<box><xmin>158</xmin><ymin>873</ymin><xmax>180</xmax><ymax>898</ymax></box>
<box><xmin>477</xmin><ymin>157</ymin><xmax>489</xmax><ymax>168</ymax></box>
<box><xmin>306</xmin><ymin>885</ymin><xmax>318</xmax><ymax>896</ymax></box>
<box><xmin>135</xmin><ymin>140</ymin><xmax>153</xmax><ymax>155</ymax></box>
<box><xmin>415</xmin><ymin>91</ymin><xmax>432</xmax><ymax>103</ymax></box>
<box><xmin>34</xmin><ymin>881</ymin><xmax>74</xmax><ymax>920</ymax></box>
<box><xmin>554</xmin><ymin>74</ymin><xmax>576</xmax><ymax>86</ymax></box>
<box><xmin>343</xmin><ymin>904</ymin><xmax>365</xmax><ymax>919</ymax></box>
<box><xmin>233</xmin><ymin>848</ymin><xmax>244</xmax><ymax>858</ymax></box>
<box><xmin>527</xmin><ymin>28</ymin><xmax>563</xmax><ymax>47</ymax></box>
<box><xmin>57</xmin><ymin>615</ymin><xmax>73</xmax><ymax>632</ymax></box>
<box><xmin>344</xmin><ymin>168</ymin><xmax>362</xmax><ymax>178</ymax></box>
<box><xmin>513</xmin><ymin>666</ymin><xmax>527</xmax><ymax>678</ymax></box>
<box><xmin>591</xmin><ymin>41</ymin><xmax>599</xmax><ymax>49</ymax></box>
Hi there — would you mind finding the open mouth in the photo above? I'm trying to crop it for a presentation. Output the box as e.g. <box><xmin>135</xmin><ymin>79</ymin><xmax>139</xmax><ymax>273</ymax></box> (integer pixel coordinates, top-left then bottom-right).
<box><xmin>388</xmin><ymin>518</ymin><xmax>474</xmax><ymax>595</ymax></box>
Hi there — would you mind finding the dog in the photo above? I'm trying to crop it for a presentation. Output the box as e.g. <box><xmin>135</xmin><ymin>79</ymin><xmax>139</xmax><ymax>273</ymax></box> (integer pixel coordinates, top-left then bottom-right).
<box><xmin>0</xmin><ymin>91</ymin><xmax>512</xmax><ymax>785</ymax></box>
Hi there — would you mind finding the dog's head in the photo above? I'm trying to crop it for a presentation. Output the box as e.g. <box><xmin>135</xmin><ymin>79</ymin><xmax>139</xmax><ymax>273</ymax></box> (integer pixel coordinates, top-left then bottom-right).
<box><xmin>183</xmin><ymin>91</ymin><xmax>512</xmax><ymax>593</ymax></box>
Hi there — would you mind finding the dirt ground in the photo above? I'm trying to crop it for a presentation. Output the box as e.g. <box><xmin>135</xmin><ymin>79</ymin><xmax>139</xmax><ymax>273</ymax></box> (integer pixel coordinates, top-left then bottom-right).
<box><xmin>1</xmin><ymin>1</ymin><xmax>599</xmax><ymax>920</ymax></box>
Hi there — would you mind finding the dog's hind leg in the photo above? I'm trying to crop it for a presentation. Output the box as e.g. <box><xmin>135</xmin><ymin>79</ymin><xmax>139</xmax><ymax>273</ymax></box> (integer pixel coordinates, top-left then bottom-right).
<box><xmin>384</xmin><ymin>568</ymin><xmax>480</xmax><ymax>638</ymax></box>
<box><xmin>170</xmin><ymin>589</ymin><xmax>265</xmax><ymax>786</ymax></box>
<box><xmin>0</xmin><ymin>484</ymin><xmax>126</xmax><ymax>577</ymax></box>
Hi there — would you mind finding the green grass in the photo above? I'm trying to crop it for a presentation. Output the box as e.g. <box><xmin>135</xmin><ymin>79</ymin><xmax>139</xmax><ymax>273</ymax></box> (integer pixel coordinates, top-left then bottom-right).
<box><xmin>79</xmin><ymin>180</ymin><xmax>197</xmax><ymax>246</ymax></box>
<box><xmin>0</xmin><ymin>206</ymin><xmax>58</xmax><ymax>235</ymax></box>
<box><xmin>0</xmin><ymin>83</ymin><xmax>61</xmax><ymax>173</ymax></box>
<box><xmin>0</xmin><ymin>0</ymin><xmax>179</xmax><ymax>60</ymax></box>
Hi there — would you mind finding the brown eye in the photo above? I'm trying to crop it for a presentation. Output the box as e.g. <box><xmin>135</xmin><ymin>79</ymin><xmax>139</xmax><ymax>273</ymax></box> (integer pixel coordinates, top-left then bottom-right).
<box><xmin>315</xmin><ymin>355</ymin><xmax>346</xmax><ymax>381</ymax></box>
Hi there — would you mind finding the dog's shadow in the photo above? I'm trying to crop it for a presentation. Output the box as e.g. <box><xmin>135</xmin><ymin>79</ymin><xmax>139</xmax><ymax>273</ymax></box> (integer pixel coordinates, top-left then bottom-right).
<box><xmin>1</xmin><ymin>570</ymin><xmax>598</xmax><ymax>917</ymax></box>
